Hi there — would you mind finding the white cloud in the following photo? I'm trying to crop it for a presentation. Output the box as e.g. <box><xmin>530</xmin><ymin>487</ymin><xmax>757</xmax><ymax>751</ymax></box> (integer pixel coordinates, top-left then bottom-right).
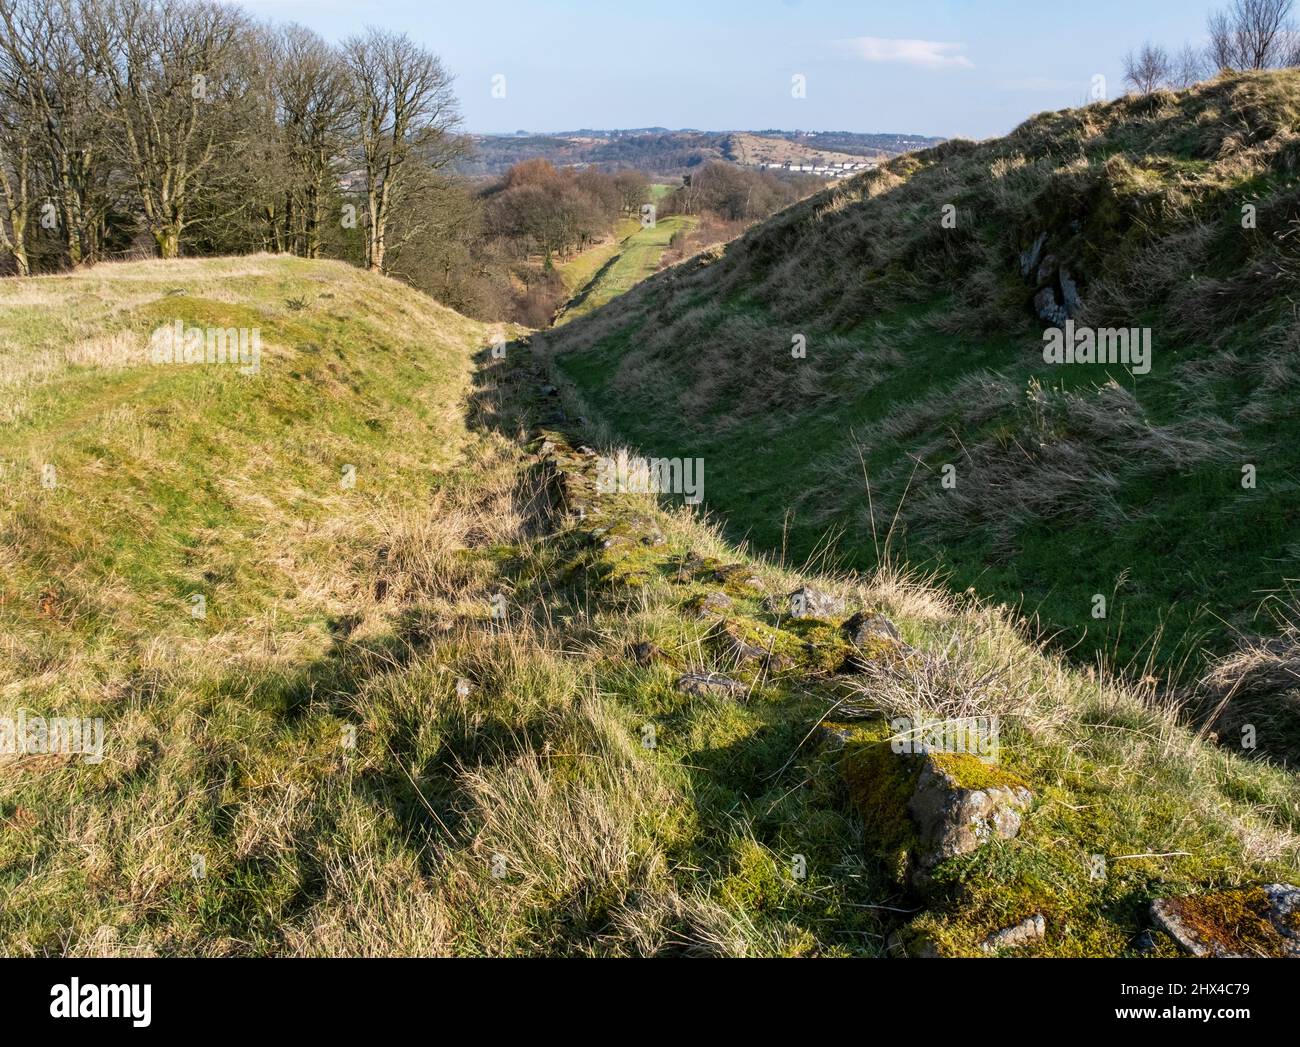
<box><xmin>837</xmin><ymin>37</ymin><xmax>974</xmax><ymax>70</ymax></box>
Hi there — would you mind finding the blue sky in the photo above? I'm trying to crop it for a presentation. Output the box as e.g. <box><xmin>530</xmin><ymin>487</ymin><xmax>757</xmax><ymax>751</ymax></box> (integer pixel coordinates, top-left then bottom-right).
<box><xmin>236</xmin><ymin>0</ymin><xmax>1213</xmax><ymax>138</ymax></box>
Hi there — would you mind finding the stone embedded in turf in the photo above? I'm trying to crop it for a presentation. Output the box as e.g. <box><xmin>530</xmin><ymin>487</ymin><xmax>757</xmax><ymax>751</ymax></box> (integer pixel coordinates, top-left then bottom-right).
<box><xmin>907</xmin><ymin>752</ymin><xmax>1033</xmax><ymax>888</ymax></box>
<box><xmin>785</xmin><ymin>586</ymin><xmax>846</xmax><ymax>620</ymax></box>
<box><xmin>1150</xmin><ymin>883</ymin><xmax>1300</xmax><ymax>958</ymax></box>
<box><xmin>980</xmin><ymin>912</ymin><xmax>1046</xmax><ymax>953</ymax></box>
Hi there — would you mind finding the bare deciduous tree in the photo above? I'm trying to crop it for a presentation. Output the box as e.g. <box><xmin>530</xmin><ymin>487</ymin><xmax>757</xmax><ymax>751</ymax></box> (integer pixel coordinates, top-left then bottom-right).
<box><xmin>1286</xmin><ymin>29</ymin><xmax>1300</xmax><ymax>64</ymax></box>
<box><xmin>343</xmin><ymin>28</ymin><xmax>464</xmax><ymax>273</ymax></box>
<box><xmin>1123</xmin><ymin>42</ymin><xmax>1172</xmax><ymax>95</ymax></box>
<box><xmin>276</xmin><ymin>24</ymin><xmax>348</xmax><ymax>259</ymax></box>
<box><xmin>1208</xmin><ymin>0</ymin><xmax>1296</xmax><ymax>70</ymax></box>
<box><xmin>0</xmin><ymin>93</ymin><xmax>32</xmax><ymax>275</ymax></box>
<box><xmin>611</xmin><ymin>169</ymin><xmax>651</xmax><ymax>216</ymax></box>
<box><xmin>0</xmin><ymin>8</ymin><xmax>34</xmax><ymax>275</ymax></box>
<box><xmin>77</xmin><ymin>0</ymin><xmax>249</xmax><ymax>258</ymax></box>
<box><xmin>0</xmin><ymin>0</ymin><xmax>118</xmax><ymax>267</ymax></box>
<box><xmin>1172</xmin><ymin>42</ymin><xmax>1210</xmax><ymax>88</ymax></box>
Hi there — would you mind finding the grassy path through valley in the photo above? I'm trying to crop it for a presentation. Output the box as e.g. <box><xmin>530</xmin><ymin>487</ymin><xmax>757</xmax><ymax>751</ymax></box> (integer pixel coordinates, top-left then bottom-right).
<box><xmin>554</xmin><ymin>212</ymin><xmax>696</xmax><ymax>326</ymax></box>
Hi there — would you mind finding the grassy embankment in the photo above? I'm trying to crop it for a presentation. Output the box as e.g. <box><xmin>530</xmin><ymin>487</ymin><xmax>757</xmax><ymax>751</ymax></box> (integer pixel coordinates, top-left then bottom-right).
<box><xmin>556</xmin><ymin>203</ymin><xmax>696</xmax><ymax>324</ymax></box>
<box><xmin>542</xmin><ymin>71</ymin><xmax>1300</xmax><ymax>688</ymax></box>
<box><xmin>1</xmin><ymin>254</ymin><xmax>1297</xmax><ymax>957</ymax></box>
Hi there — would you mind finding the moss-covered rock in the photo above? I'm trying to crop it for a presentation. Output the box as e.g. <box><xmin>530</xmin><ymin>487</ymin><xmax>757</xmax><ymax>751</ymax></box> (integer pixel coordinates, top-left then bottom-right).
<box><xmin>908</xmin><ymin>753</ymin><xmax>1033</xmax><ymax>888</ymax></box>
<box><xmin>1150</xmin><ymin>883</ymin><xmax>1300</xmax><ymax>958</ymax></box>
<box><xmin>842</xmin><ymin>611</ymin><xmax>902</xmax><ymax>647</ymax></box>
<box><xmin>688</xmin><ymin>590</ymin><xmax>735</xmax><ymax>619</ymax></box>
<box><xmin>979</xmin><ymin>912</ymin><xmax>1046</xmax><ymax>953</ymax></box>
<box><xmin>838</xmin><ymin>724</ymin><xmax>924</xmax><ymax>883</ymax></box>
<box><xmin>708</xmin><ymin>619</ymin><xmax>791</xmax><ymax>671</ymax></box>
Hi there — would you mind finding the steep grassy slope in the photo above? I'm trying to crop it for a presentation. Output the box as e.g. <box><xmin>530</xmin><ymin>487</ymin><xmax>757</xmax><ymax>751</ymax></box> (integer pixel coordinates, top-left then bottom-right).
<box><xmin>541</xmin><ymin>71</ymin><xmax>1300</xmax><ymax>685</ymax></box>
<box><xmin>0</xmin><ymin>256</ymin><xmax>515</xmax><ymax>952</ymax></box>
<box><xmin>3</xmin><ymin>255</ymin><xmax>1299</xmax><ymax>958</ymax></box>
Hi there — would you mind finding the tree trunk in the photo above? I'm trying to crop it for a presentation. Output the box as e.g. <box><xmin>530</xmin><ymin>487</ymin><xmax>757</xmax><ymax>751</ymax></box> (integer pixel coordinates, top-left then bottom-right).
<box><xmin>155</xmin><ymin>226</ymin><xmax>181</xmax><ymax>259</ymax></box>
<box><xmin>0</xmin><ymin>206</ymin><xmax>27</xmax><ymax>274</ymax></box>
<box><xmin>305</xmin><ymin>169</ymin><xmax>322</xmax><ymax>259</ymax></box>
<box><xmin>8</xmin><ymin>233</ymin><xmax>30</xmax><ymax>276</ymax></box>
<box><xmin>366</xmin><ymin>187</ymin><xmax>384</xmax><ymax>271</ymax></box>
<box><xmin>284</xmin><ymin>189</ymin><xmax>296</xmax><ymax>255</ymax></box>
<box><xmin>57</xmin><ymin>152</ymin><xmax>85</xmax><ymax>267</ymax></box>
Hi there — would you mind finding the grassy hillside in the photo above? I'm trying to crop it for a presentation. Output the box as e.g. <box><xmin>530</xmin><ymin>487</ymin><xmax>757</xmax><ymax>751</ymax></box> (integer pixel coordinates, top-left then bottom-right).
<box><xmin>0</xmin><ymin>256</ymin><xmax>512</xmax><ymax>952</ymax></box>
<box><xmin>540</xmin><ymin>71</ymin><xmax>1300</xmax><ymax>686</ymax></box>
<box><xmin>3</xmin><ymin>255</ymin><xmax>1299</xmax><ymax>958</ymax></box>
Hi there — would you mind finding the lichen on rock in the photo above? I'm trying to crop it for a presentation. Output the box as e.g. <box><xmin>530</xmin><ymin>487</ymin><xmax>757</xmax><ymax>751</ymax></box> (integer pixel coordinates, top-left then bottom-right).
<box><xmin>1150</xmin><ymin>883</ymin><xmax>1300</xmax><ymax>958</ymax></box>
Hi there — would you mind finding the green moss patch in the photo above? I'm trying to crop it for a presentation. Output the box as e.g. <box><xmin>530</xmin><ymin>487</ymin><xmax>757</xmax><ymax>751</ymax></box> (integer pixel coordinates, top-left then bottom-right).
<box><xmin>929</xmin><ymin>752</ymin><xmax>1028</xmax><ymax>792</ymax></box>
<box><xmin>837</xmin><ymin>724</ymin><xmax>923</xmax><ymax>873</ymax></box>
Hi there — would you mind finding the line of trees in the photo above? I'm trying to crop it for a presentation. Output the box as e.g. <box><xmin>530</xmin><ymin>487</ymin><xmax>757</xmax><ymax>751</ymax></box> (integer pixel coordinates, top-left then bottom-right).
<box><xmin>482</xmin><ymin>159</ymin><xmax>648</xmax><ymax>263</ymax></box>
<box><xmin>658</xmin><ymin>161</ymin><xmax>821</xmax><ymax>223</ymax></box>
<box><xmin>0</xmin><ymin>0</ymin><xmax>825</xmax><ymax>328</ymax></box>
<box><xmin>1123</xmin><ymin>0</ymin><xmax>1300</xmax><ymax>95</ymax></box>
<box><xmin>0</xmin><ymin>0</ymin><xmax>463</xmax><ymax>277</ymax></box>
<box><xmin>460</xmin><ymin>160</ymin><xmax>652</xmax><ymax>326</ymax></box>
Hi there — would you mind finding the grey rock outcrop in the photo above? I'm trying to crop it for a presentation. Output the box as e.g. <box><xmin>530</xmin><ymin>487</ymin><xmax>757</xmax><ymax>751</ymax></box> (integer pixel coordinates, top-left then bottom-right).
<box><xmin>694</xmin><ymin>591</ymin><xmax>734</xmax><ymax>618</ymax></box>
<box><xmin>1022</xmin><ymin>232</ymin><xmax>1085</xmax><ymax>325</ymax></box>
<box><xmin>1019</xmin><ymin>233</ymin><xmax>1048</xmax><ymax>278</ymax></box>
<box><xmin>786</xmin><ymin>586</ymin><xmax>846</xmax><ymax>620</ymax></box>
<box><xmin>842</xmin><ymin>611</ymin><xmax>902</xmax><ymax>647</ymax></box>
<box><xmin>908</xmin><ymin>754</ymin><xmax>1033</xmax><ymax>885</ymax></box>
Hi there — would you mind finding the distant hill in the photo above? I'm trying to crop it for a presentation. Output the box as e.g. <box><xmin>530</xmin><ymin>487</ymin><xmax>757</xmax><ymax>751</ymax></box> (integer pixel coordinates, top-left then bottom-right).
<box><xmin>458</xmin><ymin>128</ymin><xmax>945</xmax><ymax>178</ymax></box>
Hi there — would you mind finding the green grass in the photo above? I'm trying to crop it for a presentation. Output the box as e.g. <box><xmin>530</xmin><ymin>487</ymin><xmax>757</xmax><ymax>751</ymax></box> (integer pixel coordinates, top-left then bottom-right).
<box><xmin>554</xmin><ymin>218</ymin><xmax>641</xmax><ymax>297</ymax></box>
<box><xmin>556</xmin><ymin>214</ymin><xmax>697</xmax><ymax>324</ymax></box>
<box><xmin>1</xmin><ymin>254</ymin><xmax>1298</xmax><ymax>957</ymax></box>
<box><xmin>501</xmin><ymin>423</ymin><xmax>1300</xmax><ymax>958</ymax></box>
<box><xmin>542</xmin><ymin>70</ymin><xmax>1300</xmax><ymax>686</ymax></box>
<box><xmin>553</xmin><ymin>190</ymin><xmax>688</xmax><ymax>303</ymax></box>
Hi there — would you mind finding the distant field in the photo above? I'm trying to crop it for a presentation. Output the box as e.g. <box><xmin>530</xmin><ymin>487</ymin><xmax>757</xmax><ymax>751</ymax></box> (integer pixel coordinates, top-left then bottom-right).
<box><xmin>556</xmin><ymin>213</ymin><xmax>696</xmax><ymax>325</ymax></box>
<box><xmin>725</xmin><ymin>131</ymin><xmax>873</xmax><ymax>169</ymax></box>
